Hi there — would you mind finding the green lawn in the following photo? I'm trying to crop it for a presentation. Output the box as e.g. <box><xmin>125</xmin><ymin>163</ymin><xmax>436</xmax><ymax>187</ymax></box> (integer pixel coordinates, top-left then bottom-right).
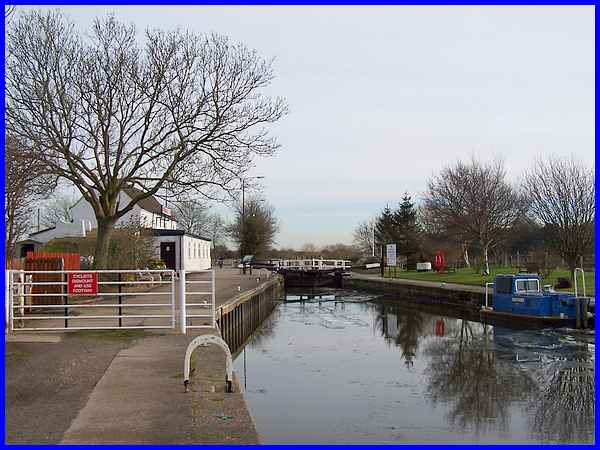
<box><xmin>382</xmin><ymin>266</ymin><xmax>595</xmax><ymax>296</ymax></box>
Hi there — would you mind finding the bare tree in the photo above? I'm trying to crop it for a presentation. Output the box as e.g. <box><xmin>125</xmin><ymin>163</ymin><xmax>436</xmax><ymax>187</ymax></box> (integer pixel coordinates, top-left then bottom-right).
<box><xmin>173</xmin><ymin>201</ymin><xmax>227</xmax><ymax>252</ymax></box>
<box><xmin>353</xmin><ymin>218</ymin><xmax>377</xmax><ymax>256</ymax></box>
<box><xmin>423</xmin><ymin>157</ymin><xmax>526</xmax><ymax>275</ymax></box>
<box><xmin>419</xmin><ymin>205</ymin><xmax>472</xmax><ymax>268</ymax></box>
<box><xmin>5</xmin><ymin>136</ymin><xmax>57</xmax><ymax>261</ymax></box>
<box><xmin>172</xmin><ymin>200</ymin><xmax>210</xmax><ymax>236</ymax></box>
<box><xmin>228</xmin><ymin>198</ymin><xmax>279</xmax><ymax>258</ymax></box>
<box><xmin>5</xmin><ymin>5</ymin><xmax>15</xmax><ymax>19</ymax></box>
<box><xmin>207</xmin><ymin>213</ymin><xmax>227</xmax><ymax>250</ymax></box>
<box><xmin>300</xmin><ymin>243</ymin><xmax>318</xmax><ymax>254</ymax></box>
<box><xmin>523</xmin><ymin>156</ymin><xmax>594</xmax><ymax>275</ymax></box>
<box><xmin>6</xmin><ymin>10</ymin><xmax>287</xmax><ymax>268</ymax></box>
<box><xmin>40</xmin><ymin>193</ymin><xmax>76</xmax><ymax>228</ymax></box>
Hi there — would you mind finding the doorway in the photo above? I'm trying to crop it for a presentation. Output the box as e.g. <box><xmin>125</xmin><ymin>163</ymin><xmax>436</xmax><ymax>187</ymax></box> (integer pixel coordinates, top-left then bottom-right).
<box><xmin>160</xmin><ymin>242</ymin><xmax>177</xmax><ymax>270</ymax></box>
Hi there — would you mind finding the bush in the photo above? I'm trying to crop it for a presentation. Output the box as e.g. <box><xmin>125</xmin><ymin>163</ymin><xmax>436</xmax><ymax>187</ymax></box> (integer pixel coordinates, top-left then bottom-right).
<box><xmin>148</xmin><ymin>258</ymin><xmax>166</xmax><ymax>270</ymax></box>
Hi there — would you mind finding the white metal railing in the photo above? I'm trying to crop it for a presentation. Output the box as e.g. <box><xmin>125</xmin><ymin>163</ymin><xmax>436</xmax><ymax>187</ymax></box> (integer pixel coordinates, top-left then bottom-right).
<box><xmin>574</xmin><ymin>267</ymin><xmax>586</xmax><ymax>297</ymax></box>
<box><xmin>7</xmin><ymin>269</ymin><xmax>176</xmax><ymax>332</ymax></box>
<box><xmin>180</xmin><ymin>269</ymin><xmax>216</xmax><ymax>333</ymax></box>
<box><xmin>276</xmin><ymin>259</ymin><xmax>352</xmax><ymax>271</ymax></box>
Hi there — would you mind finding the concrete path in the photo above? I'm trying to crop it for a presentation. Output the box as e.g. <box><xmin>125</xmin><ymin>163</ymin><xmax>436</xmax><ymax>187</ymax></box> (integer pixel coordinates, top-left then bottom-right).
<box><xmin>6</xmin><ymin>268</ymin><xmax>274</xmax><ymax>444</ymax></box>
<box><xmin>60</xmin><ymin>331</ymin><xmax>258</xmax><ymax>444</ymax></box>
<box><xmin>352</xmin><ymin>272</ymin><xmax>486</xmax><ymax>293</ymax></box>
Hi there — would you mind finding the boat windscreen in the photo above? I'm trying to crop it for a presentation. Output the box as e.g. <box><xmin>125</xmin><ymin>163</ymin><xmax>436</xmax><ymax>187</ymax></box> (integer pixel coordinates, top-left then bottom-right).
<box><xmin>515</xmin><ymin>279</ymin><xmax>540</xmax><ymax>293</ymax></box>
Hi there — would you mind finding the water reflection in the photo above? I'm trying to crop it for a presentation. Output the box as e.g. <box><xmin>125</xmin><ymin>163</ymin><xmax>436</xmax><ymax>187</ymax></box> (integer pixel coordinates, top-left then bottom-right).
<box><xmin>374</xmin><ymin>301</ymin><xmax>594</xmax><ymax>442</ymax></box>
<box><xmin>424</xmin><ymin>321</ymin><xmax>538</xmax><ymax>437</ymax></box>
<box><xmin>526</xmin><ymin>349</ymin><xmax>594</xmax><ymax>442</ymax></box>
<box><xmin>234</xmin><ymin>290</ymin><xmax>594</xmax><ymax>443</ymax></box>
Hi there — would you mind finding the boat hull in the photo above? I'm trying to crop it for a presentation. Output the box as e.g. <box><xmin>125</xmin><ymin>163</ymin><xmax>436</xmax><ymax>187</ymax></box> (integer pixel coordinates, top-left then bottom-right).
<box><xmin>480</xmin><ymin>308</ymin><xmax>594</xmax><ymax>329</ymax></box>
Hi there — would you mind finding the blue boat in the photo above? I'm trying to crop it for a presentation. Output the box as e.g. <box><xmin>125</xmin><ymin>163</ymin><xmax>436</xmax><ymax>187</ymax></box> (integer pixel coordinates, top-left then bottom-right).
<box><xmin>480</xmin><ymin>271</ymin><xmax>594</xmax><ymax>329</ymax></box>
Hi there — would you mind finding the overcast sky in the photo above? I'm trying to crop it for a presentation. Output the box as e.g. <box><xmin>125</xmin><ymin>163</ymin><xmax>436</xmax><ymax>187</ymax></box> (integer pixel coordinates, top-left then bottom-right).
<box><xmin>26</xmin><ymin>6</ymin><xmax>595</xmax><ymax>248</ymax></box>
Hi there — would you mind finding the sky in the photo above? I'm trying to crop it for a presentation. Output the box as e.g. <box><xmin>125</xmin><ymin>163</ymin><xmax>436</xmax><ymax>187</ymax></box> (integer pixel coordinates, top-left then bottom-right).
<box><xmin>23</xmin><ymin>6</ymin><xmax>595</xmax><ymax>248</ymax></box>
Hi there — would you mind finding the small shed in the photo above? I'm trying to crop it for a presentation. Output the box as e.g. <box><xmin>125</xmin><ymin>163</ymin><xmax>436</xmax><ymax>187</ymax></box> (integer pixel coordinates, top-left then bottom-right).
<box><xmin>153</xmin><ymin>230</ymin><xmax>211</xmax><ymax>271</ymax></box>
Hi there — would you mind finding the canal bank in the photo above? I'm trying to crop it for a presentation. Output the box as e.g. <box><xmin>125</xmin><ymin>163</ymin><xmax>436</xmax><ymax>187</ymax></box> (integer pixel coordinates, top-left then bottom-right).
<box><xmin>5</xmin><ymin>269</ymin><xmax>281</xmax><ymax>444</ymax></box>
<box><xmin>348</xmin><ymin>272</ymin><xmax>488</xmax><ymax>310</ymax></box>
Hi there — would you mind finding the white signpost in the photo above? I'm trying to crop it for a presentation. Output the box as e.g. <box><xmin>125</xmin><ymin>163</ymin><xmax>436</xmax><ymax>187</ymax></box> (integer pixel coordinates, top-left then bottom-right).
<box><xmin>386</xmin><ymin>243</ymin><xmax>396</xmax><ymax>267</ymax></box>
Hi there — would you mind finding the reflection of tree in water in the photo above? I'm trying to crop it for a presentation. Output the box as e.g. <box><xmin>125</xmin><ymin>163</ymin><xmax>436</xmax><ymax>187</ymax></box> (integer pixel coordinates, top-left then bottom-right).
<box><xmin>527</xmin><ymin>355</ymin><xmax>594</xmax><ymax>443</ymax></box>
<box><xmin>424</xmin><ymin>321</ymin><xmax>538</xmax><ymax>436</ymax></box>
<box><xmin>247</xmin><ymin>307</ymin><xmax>281</xmax><ymax>349</ymax></box>
<box><xmin>374</xmin><ymin>303</ymin><xmax>435</xmax><ymax>368</ymax></box>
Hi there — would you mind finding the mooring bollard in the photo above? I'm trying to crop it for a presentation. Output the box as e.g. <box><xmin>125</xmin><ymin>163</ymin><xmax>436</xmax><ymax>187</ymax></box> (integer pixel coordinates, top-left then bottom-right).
<box><xmin>183</xmin><ymin>335</ymin><xmax>234</xmax><ymax>394</ymax></box>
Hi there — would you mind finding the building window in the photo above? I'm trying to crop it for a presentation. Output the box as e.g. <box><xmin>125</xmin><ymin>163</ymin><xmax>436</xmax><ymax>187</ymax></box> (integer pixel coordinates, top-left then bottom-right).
<box><xmin>188</xmin><ymin>242</ymin><xmax>191</xmax><ymax>259</ymax></box>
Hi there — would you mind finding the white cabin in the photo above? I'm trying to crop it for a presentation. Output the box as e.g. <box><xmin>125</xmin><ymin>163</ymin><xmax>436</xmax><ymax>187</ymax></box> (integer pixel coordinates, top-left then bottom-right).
<box><xmin>154</xmin><ymin>230</ymin><xmax>212</xmax><ymax>271</ymax></box>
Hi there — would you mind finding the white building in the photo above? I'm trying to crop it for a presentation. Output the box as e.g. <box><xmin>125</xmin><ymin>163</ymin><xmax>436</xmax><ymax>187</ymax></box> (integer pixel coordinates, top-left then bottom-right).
<box><xmin>16</xmin><ymin>186</ymin><xmax>212</xmax><ymax>270</ymax></box>
<box><xmin>69</xmin><ymin>186</ymin><xmax>179</xmax><ymax>231</ymax></box>
<box><xmin>154</xmin><ymin>230</ymin><xmax>212</xmax><ymax>271</ymax></box>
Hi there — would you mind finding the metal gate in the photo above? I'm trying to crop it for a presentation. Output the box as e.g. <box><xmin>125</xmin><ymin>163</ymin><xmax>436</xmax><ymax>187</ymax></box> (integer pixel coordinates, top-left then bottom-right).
<box><xmin>179</xmin><ymin>270</ymin><xmax>216</xmax><ymax>333</ymax></box>
<box><xmin>6</xmin><ymin>269</ymin><xmax>176</xmax><ymax>332</ymax></box>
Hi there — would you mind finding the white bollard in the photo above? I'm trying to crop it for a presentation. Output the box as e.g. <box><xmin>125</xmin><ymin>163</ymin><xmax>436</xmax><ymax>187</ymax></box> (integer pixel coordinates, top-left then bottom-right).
<box><xmin>183</xmin><ymin>335</ymin><xmax>233</xmax><ymax>393</ymax></box>
<box><xmin>178</xmin><ymin>270</ymin><xmax>186</xmax><ymax>334</ymax></box>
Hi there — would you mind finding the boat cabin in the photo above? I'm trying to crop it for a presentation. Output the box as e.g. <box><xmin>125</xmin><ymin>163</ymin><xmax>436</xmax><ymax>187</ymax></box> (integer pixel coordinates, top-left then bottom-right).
<box><xmin>486</xmin><ymin>273</ymin><xmax>592</xmax><ymax>327</ymax></box>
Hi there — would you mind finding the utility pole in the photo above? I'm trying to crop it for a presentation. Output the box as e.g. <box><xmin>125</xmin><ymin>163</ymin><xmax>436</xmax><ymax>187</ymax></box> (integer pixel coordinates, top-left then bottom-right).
<box><xmin>372</xmin><ymin>224</ymin><xmax>375</xmax><ymax>257</ymax></box>
<box><xmin>241</xmin><ymin>178</ymin><xmax>245</xmax><ymax>260</ymax></box>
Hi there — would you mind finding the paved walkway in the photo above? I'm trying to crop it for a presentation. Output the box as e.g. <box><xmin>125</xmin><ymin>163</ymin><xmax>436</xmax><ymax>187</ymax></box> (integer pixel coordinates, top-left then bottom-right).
<box><xmin>6</xmin><ymin>268</ymin><xmax>276</xmax><ymax>444</ymax></box>
<box><xmin>351</xmin><ymin>272</ymin><xmax>486</xmax><ymax>293</ymax></box>
<box><xmin>60</xmin><ymin>331</ymin><xmax>258</xmax><ymax>444</ymax></box>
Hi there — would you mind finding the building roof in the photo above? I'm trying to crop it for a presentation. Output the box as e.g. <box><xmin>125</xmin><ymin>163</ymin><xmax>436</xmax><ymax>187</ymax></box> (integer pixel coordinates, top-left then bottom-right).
<box><xmin>69</xmin><ymin>185</ymin><xmax>172</xmax><ymax>217</ymax></box>
<box><xmin>153</xmin><ymin>229</ymin><xmax>211</xmax><ymax>242</ymax></box>
<box><xmin>29</xmin><ymin>226</ymin><xmax>56</xmax><ymax>236</ymax></box>
<box><xmin>15</xmin><ymin>238</ymin><xmax>44</xmax><ymax>244</ymax></box>
<box><xmin>122</xmin><ymin>186</ymin><xmax>165</xmax><ymax>216</ymax></box>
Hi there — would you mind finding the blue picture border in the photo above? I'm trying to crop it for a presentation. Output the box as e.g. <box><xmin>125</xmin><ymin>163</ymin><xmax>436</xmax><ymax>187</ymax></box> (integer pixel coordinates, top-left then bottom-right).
<box><xmin>0</xmin><ymin>2</ymin><xmax>596</xmax><ymax>448</ymax></box>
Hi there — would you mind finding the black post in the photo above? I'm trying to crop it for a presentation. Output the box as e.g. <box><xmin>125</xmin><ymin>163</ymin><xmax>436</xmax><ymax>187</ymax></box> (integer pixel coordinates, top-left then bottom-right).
<box><xmin>118</xmin><ymin>272</ymin><xmax>122</xmax><ymax>328</ymax></box>
<box><xmin>380</xmin><ymin>244</ymin><xmax>385</xmax><ymax>278</ymax></box>
<box><xmin>241</xmin><ymin>179</ymin><xmax>246</xmax><ymax>274</ymax></box>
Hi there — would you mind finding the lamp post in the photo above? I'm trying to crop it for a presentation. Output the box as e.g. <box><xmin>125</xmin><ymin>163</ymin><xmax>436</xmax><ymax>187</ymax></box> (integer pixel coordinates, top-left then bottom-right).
<box><xmin>372</xmin><ymin>224</ymin><xmax>375</xmax><ymax>257</ymax></box>
<box><xmin>240</xmin><ymin>176</ymin><xmax>264</xmax><ymax>265</ymax></box>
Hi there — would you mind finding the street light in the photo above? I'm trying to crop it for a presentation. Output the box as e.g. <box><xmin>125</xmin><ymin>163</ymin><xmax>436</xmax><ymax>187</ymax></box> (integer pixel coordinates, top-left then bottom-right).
<box><xmin>241</xmin><ymin>176</ymin><xmax>265</xmax><ymax>262</ymax></box>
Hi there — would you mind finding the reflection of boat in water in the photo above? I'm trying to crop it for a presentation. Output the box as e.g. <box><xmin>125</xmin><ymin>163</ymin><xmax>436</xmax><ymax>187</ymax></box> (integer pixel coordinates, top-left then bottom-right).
<box><xmin>480</xmin><ymin>271</ymin><xmax>594</xmax><ymax>329</ymax></box>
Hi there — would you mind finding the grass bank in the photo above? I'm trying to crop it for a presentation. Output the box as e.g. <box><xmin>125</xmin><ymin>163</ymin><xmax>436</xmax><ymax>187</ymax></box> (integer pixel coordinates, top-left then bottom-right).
<box><xmin>381</xmin><ymin>266</ymin><xmax>595</xmax><ymax>296</ymax></box>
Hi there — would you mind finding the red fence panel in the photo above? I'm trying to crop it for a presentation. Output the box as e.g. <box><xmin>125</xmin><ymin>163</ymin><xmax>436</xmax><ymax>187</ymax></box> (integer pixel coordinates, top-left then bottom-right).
<box><xmin>26</xmin><ymin>252</ymin><xmax>80</xmax><ymax>270</ymax></box>
<box><xmin>21</xmin><ymin>253</ymin><xmax>80</xmax><ymax>306</ymax></box>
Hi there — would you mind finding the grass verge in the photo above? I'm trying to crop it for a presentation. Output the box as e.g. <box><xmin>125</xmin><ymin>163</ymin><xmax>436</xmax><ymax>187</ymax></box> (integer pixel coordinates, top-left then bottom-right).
<box><xmin>382</xmin><ymin>266</ymin><xmax>595</xmax><ymax>296</ymax></box>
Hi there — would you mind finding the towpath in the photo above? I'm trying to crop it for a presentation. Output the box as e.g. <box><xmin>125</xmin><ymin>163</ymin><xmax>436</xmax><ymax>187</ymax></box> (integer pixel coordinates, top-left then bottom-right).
<box><xmin>5</xmin><ymin>268</ymin><xmax>276</xmax><ymax>444</ymax></box>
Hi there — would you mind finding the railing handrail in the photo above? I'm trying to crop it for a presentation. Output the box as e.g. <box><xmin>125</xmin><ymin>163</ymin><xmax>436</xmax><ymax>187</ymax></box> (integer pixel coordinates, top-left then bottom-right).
<box><xmin>485</xmin><ymin>282</ymin><xmax>494</xmax><ymax>308</ymax></box>
<box><xmin>574</xmin><ymin>267</ymin><xmax>586</xmax><ymax>297</ymax></box>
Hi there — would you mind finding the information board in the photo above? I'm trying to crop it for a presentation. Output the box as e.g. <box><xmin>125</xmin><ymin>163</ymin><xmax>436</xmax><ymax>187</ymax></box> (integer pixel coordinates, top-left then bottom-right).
<box><xmin>386</xmin><ymin>244</ymin><xmax>396</xmax><ymax>267</ymax></box>
<box><xmin>67</xmin><ymin>272</ymin><xmax>98</xmax><ymax>296</ymax></box>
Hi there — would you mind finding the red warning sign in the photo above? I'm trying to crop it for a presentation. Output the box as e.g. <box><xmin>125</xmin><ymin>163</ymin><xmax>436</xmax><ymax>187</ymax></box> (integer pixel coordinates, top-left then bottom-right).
<box><xmin>67</xmin><ymin>272</ymin><xmax>98</xmax><ymax>296</ymax></box>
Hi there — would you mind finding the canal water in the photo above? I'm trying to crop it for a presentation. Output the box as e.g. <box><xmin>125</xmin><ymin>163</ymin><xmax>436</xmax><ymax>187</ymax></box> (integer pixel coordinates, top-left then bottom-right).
<box><xmin>232</xmin><ymin>288</ymin><xmax>595</xmax><ymax>444</ymax></box>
